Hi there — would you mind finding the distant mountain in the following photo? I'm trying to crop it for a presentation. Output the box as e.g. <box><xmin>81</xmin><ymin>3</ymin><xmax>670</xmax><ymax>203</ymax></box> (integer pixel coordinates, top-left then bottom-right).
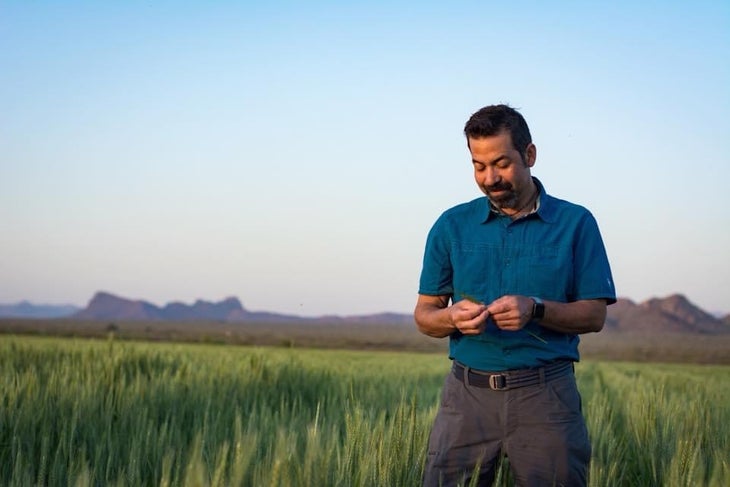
<box><xmin>73</xmin><ymin>291</ymin><xmax>316</xmax><ymax>323</ymax></box>
<box><xmin>69</xmin><ymin>292</ymin><xmax>417</xmax><ymax>324</ymax></box>
<box><xmin>0</xmin><ymin>301</ymin><xmax>81</xmax><ymax>319</ymax></box>
<box><xmin>162</xmin><ymin>297</ymin><xmax>244</xmax><ymax>321</ymax></box>
<box><xmin>72</xmin><ymin>292</ymin><xmax>729</xmax><ymax>334</ymax></box>
<box><xmin>72</xmin><ymin>292</ymin><xmax>244</xmax><ymax>321</ymax></box>
<box><xmin>74</xmin><ymin>292</ymin><xmax>166</xmax><ymax>321</ymax></box>
<box><xmin>2</xmin><ymin>292</ymin><xmax>728</xmax><ymax>335</ymax></box>
<box><xmin>604</xmin><ymin>294</ymin><xmax>728</xmax><ymax>334</ymax></box>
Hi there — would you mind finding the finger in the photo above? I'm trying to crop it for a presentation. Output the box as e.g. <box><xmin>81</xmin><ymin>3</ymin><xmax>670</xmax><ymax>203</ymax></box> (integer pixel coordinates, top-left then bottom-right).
<box><xmin>467</xmin><ymin>323</ymin><xmax>486</xmax><ymax>334</ymax></box>
<box><xmin>458</xmin><ymin>314</ymin><xmax>487</xmax><ymax>334</ymax></box>
<box><xmin>491</xmin><ymin>312</ymin><xmax>516</xmax><ymax>325</ymax></box>
<box><xmin>463</xmin><ymin>307</ymin><xmax>487</xmax><ymax>321</ymax></box>
<box><xmin>487</xmin><ymin>302</ymin><xmax>512</xmax><ymax>316</ymax></box>
<box><xmin>493</xmin><ymin>317</ymin><xmax>519</xmax><ymax>329</ymax></box>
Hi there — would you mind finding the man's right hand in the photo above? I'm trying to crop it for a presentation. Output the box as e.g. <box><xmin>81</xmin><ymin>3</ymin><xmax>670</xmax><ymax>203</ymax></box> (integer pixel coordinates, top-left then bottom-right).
<box><xmin>414</xmin><ymin>294</ymin><xmax>489</xmax><ymax>338</ymax></box>
<box><xmin>450</xmin><ymin>299</ymin><xmax>489</xmax><ymax>335</ymax></box>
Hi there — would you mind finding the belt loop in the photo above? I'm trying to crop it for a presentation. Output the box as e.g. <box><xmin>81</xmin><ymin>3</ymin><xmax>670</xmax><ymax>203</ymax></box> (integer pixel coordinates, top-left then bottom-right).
<box><xmin>464</xmin><ymin>366</ymin><xmax>471</xmax><ymax>388</ymax></box>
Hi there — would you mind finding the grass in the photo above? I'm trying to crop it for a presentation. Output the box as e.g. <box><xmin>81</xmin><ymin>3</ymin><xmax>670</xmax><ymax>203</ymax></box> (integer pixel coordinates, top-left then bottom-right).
<box><xmin>3</xmin><ymin>317</ymin><xmax>730</xmax><ymax>365</ymax></box>
<box><xmin>1</xmin><ymin>335</ymin><xmax>728</xmax><ymax>486</ymax></box>
<box><xmin>581</xmin><ymin>362</ymin><xmax>729</xmax><ymax>486</ymax></box>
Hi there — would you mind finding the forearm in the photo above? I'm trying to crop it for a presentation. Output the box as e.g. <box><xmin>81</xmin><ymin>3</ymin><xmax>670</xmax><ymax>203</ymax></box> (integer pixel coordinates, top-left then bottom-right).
<box><xmin>538</xmin><ymin>299</ymin><xmax>607</xmax><ymax>334</ymax></box>
<box><xmin>414</xmin><ymin>300</ymin><xmax>456</xmax><ymax>338</ymax></box>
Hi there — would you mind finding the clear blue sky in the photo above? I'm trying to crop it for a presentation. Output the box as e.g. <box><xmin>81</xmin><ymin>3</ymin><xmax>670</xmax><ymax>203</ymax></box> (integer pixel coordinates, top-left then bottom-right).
<box><xmin>2</xmin><ymin>1</ymin><xmax>729</xmax><ymax>316</ymax></box>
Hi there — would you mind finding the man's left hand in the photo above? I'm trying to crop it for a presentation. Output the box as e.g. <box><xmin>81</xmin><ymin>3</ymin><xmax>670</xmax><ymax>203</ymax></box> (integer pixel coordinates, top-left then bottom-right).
<box><xmin>486</xmin><ymin>295</ymin><xmax>534</xmax><ymax>331</ymax></box>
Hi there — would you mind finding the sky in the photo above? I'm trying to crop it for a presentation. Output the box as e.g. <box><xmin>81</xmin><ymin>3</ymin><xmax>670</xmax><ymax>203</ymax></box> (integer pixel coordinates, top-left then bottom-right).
<box><xmin>1</xmin><ymin>0</ymin><xmax>729</xmax><ymax>317</ymax></box>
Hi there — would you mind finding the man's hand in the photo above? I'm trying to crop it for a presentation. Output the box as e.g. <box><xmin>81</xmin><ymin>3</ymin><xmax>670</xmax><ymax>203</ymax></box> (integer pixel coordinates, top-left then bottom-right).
<box><xmin>414</xmin><ymin>294</ymin><xmax>489</xmax><ymax>338</ymax></box>
<box><xmin>486</xmin><ymin>295</ymin><xmax>533</xmax><ymax>331</ymax></box>
<box><xmin>450</xmin><ymin>299</ymin><xmax>490</xmax><ymax>335</ymax></box>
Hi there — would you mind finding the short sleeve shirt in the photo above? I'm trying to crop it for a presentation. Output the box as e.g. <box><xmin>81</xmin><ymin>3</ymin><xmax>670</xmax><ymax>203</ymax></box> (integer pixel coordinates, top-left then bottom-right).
<box><xmin>418</xmin><ymin>179</ymin><xmax>616</xmax><ymax>371</ymax></box>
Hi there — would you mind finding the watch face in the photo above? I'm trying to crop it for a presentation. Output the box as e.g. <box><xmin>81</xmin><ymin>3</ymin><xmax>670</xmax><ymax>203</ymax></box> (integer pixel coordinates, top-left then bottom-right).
<box><xmin>532</xmin><ymin>298</ymin><xmax>545</xmax><ymax>319</ymax></box>
<box><xmin>534</xmin><ymin>303</ymin><xmax>545</xmax><ymax>319</ymax></box>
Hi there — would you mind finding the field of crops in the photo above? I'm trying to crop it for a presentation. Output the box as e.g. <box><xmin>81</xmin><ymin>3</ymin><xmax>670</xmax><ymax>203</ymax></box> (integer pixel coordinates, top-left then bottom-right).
<box><xmin>1</xmin><ymin>336</ymin><xmax>728</xmax><ymax>486</ymax></box>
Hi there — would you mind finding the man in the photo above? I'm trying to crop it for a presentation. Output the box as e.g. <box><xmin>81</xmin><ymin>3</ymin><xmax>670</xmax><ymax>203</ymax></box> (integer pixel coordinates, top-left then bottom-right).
<box><xmin>415</xmin><ymin>104</ymin><xmax>616</xmax><ymax>487</ymax></box>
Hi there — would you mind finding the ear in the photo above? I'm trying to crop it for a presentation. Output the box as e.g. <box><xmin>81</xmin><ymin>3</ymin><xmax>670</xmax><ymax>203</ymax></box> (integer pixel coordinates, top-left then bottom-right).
<box><xmin>524</xmin><ymin>143</ymin><xmax>537</xmax><ymax>168</ymax></box>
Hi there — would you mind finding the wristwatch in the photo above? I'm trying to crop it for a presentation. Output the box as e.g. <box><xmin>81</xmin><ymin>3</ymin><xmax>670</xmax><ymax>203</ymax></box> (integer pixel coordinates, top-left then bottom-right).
<box><xmin>531</xmin><ymin>297</ymin><xmax>545</xmax><ymax>321</ymax></box>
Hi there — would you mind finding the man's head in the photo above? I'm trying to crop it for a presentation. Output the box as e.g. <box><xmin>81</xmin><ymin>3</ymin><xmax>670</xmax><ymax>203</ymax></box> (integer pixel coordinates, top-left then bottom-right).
<box><xmin>464</xmin><ymin>104</ymin><xmax>537</xmax><ymax>213</ymax></box>
<box><xmin>463</xmin><ymin>104</ymin><xmax>532</xmax><ymax>162</ymax></box>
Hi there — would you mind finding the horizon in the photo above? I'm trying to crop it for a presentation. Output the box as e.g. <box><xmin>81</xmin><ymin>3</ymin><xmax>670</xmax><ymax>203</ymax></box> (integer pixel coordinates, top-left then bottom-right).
<box><xmin>2</xmin><ymin>290</ymin><xmax>728</xmax><ymax>319</ymax></box>
<box><xmin>2</xmin><ymin>1</ymin><xmax>729</xmax><ymax>317</ymax></box>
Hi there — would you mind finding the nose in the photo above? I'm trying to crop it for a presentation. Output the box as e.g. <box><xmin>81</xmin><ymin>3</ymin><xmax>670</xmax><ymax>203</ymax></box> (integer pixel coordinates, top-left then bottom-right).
<box><xmin>481</xmin><ymin>166</ymin><xmax>501</xmax><ymax>187</ymax></box>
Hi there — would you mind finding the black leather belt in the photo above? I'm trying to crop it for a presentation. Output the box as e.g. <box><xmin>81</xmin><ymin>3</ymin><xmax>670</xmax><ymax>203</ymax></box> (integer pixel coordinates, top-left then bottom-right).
<box><xmin>452</xmin><ymin>360</ymin><xmax>573</xmax><ymax>391</ymax></box>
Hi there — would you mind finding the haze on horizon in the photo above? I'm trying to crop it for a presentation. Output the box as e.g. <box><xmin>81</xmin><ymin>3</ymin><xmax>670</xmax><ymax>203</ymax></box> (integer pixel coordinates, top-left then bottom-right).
<box><xmin>2</xmin><ymin>1</ymin><xmax>729</xmax><ymax>317</ymax></box>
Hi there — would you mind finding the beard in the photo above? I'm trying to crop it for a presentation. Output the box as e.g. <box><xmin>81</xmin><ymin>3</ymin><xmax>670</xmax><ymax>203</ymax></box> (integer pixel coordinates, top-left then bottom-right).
<box><xmin>484</xmin><ymin>183</ymin><xmax>519</xmax><ymax>209</ymax></box>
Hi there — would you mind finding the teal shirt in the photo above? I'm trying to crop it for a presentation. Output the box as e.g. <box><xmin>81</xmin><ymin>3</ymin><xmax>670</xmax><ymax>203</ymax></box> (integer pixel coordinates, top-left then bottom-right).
<box><xmin>418</xmin><ymin>179</ymin><xmax>616</xmax><ymax>371</ymax></box>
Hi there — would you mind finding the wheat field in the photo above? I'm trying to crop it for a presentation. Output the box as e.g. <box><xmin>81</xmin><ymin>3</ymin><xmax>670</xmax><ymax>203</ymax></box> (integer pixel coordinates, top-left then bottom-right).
<box><xmin>1</xmin><ymin>336</ymin><xmax>727</xmax><ymax>486</ymax></box>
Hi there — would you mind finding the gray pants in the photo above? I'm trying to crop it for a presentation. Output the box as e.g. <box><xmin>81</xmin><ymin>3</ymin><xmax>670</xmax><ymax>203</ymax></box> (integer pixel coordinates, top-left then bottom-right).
<box><xmin>423</xmin><ymin>365</ymin><xmax>591</xmax><ymax>487</ymax></box>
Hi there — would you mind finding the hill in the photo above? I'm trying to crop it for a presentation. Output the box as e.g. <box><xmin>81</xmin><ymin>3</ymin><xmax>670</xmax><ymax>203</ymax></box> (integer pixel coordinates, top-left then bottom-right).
<box><xmin>605</xmin><ymin>294</ymin><xmax>728</xmax><ymax>334</ymax></box>
<box><xmin>0</xmin><ymin>301</ymin><xmax>80</xmax><ymax>319</ymax></box>
<box><xmin>70</xmin><ymin>291</ymin><xmax>417</xmax><ymax>325</ymax></box>
<box><xmin>73</xmin><ymin>291</ymin><xmax>729</xmax><ymax>334</ymax></box>
<box><xmin>2</xmin><ymin>291</ymin><xmax>728</xmax><ymax>335</ymax></box>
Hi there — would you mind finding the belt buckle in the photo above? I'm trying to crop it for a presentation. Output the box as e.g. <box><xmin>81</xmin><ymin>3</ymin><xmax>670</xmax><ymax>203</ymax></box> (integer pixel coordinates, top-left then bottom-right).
<box><xmin>488</xmin><ymin>373</ymin><xmax>508</xmax><ymax>390</ymax></box>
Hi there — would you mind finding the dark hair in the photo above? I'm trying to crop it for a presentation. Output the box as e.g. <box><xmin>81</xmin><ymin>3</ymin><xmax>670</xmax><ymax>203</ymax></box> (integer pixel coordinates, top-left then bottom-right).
<box><xmin>463</xmin><ymin>104</ymin><xmax>532</xmax><ymax>158</ymax></box>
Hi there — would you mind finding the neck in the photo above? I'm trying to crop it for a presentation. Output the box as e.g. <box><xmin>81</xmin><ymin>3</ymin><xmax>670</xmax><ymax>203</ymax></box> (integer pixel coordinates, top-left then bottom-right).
<box><xmin>500</xmin><ymin>181</ymin><xmax>538</xmax><ymax>219</ymax></box>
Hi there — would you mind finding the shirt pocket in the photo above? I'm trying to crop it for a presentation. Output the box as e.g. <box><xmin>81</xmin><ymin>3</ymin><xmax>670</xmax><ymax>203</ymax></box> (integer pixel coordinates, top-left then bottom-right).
<box><xmin>451</xmin><ymin>242</ymin><xmax>502</xmax><ymax>296</ymax></box>
<box><xmin>517</xmin><ymin>245</ymin><xmax>572</xmax><ymax>299</ymax></box>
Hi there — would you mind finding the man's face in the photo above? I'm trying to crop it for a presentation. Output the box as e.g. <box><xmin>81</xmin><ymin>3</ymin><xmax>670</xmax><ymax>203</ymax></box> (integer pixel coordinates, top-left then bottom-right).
<box><xmin>468</xmin><ymin>130</ymin><xmax>536</xmax><ymax>210</ymax></box>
